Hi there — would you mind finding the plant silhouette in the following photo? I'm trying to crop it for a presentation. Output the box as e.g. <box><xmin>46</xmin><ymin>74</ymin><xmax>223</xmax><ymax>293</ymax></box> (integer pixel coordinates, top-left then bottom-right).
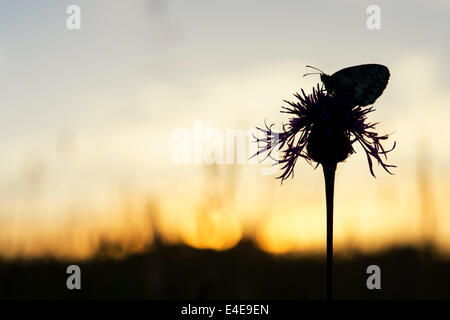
<box><xmin>253</xmin><ymin>65</ymin><xmax>395</xmax><ymax>300</ymax></box>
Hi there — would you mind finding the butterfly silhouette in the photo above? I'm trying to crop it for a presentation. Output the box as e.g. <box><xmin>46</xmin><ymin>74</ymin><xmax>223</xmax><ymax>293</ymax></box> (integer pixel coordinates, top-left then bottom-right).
<box><xmin>304</xmin><ymin>64</ymin><xmax>390</xmax><ymax>107</ymax></box>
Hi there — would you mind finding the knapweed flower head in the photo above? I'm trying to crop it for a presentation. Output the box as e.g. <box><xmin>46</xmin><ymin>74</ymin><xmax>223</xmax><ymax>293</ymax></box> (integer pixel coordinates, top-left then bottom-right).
<box><xmin>253</xmin><ymin>84</ymin><xmax>396</xmax><ymax>181</ymax></box>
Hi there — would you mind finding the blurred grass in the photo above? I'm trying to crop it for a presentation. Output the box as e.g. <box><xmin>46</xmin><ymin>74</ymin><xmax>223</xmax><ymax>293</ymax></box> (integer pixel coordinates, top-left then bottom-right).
<box><xmin>0</xmin><ymin>239</ymin><xmax>449</xmax><ymax>300</ymax></box>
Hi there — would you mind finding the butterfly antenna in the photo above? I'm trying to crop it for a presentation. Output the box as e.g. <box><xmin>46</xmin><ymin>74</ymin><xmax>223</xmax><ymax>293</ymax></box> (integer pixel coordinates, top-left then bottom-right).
<box><xmin>305</xmin><ymin>65</ymin><xmax>325</xmax><ymax>73</ymax></box>
<box><xmin>302</xmin><ymin>72</ymin><xmax>321</xmax><ymax>78</ymax></box>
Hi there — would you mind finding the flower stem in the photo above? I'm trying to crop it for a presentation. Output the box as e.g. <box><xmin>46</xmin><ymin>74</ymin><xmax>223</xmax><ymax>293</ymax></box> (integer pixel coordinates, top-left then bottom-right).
<box><xmin>323</xmin><ymin>162</ymin><xmax>336</xmax><ymax>301</ymax></box>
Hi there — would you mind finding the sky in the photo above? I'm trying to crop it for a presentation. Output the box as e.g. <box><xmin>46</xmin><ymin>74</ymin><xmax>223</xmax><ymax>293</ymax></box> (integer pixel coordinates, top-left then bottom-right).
<box><xmin>0</xmin><ymin>0</ymin><xmax>450</xmax><ymax>259</ymax></box>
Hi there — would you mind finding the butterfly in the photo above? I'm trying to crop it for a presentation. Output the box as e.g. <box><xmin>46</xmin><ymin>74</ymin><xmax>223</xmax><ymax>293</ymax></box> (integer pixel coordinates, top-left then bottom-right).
<box><xmin>303</xmin><ymin>64</ymin><xmax>390</xmax><ymax>106</ymax></box>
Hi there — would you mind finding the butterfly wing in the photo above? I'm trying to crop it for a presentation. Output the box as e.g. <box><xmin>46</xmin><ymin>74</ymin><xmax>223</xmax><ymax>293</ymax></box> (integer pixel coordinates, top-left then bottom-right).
<box><xmin>326</xmin><ymin>64</ymin><xmax>390</xmax><ymax>106</ymax></box>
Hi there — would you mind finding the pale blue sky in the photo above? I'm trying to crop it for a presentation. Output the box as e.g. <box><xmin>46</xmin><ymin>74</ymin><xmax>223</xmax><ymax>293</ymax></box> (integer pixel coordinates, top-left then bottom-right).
<box><xmin>0</xmin><ymin>0</ymin><xmax>448</xmax><ymax>134</ymax></box>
